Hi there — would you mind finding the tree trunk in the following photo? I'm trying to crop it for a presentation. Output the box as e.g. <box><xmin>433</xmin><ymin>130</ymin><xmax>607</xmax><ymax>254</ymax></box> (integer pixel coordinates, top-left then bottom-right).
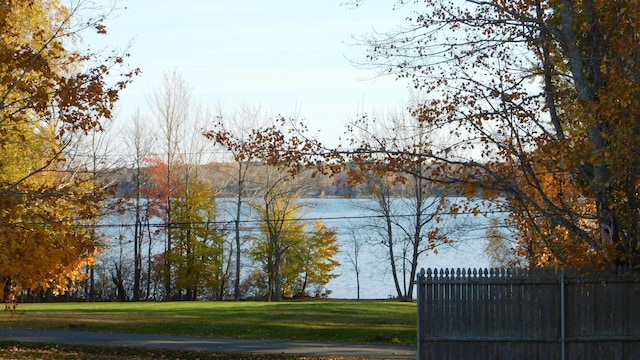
<box><xmin>273</xmin><ymin>249</ymin><xmax>283</xmax><ymax>301</ymax></box>
<box><xmin>164</xmin><ymin>199</ymin><xmax>172</xmax><ymax>300</ymax></box>
<box><xmin>146</xmin><ymin>220</ymin><xmax>153</xmax><ymax>299</ymax></box>
<box><xmin>557</xmin><ymin>0</ymin><xmax>621</xmax><ymax>253</ymax></box>
<box><xmin>133</xmin><ymin>194</ymin><xmax>142</xmax><ymax>301</ymax></box>
<box><xmin>111</xmin><ymin>262</ymin><xmax>127</xmax><ymax>302</ymax></box>
<box><xmin>234</xmin><ymin>165</ymin><xmax>243</xmax><ymax>301</ymax></box>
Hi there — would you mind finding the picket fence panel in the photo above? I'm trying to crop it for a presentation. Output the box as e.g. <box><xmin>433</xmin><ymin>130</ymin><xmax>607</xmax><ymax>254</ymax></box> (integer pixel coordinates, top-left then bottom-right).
<box><xmin>416</xmin><ymin>267</ymin><xmax>640</xmax><ymax>360</ymax></box>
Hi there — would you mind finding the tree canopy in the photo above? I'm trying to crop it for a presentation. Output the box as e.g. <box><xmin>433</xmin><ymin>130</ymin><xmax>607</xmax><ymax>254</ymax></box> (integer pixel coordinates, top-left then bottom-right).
<box><xmin>359</xmin><ymin>0</ymin><xmax>640</xmax><ymax>269</ymax></box>
<box><xmin>0</xmin><ymin>0</ymin><xmax>136</xmax><ymax>301</ymax></box>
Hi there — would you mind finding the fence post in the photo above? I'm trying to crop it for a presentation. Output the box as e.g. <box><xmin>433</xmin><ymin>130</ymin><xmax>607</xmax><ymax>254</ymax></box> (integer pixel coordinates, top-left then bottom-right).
<box><xmin>417</xmin><ymin>268</ymin><xmax>425</xmax><ymax>360</ymax></box>
<box><xmin>560</xmin><ymin>271</ymin><xmax>566</xmax><ymax>360</ymax></box>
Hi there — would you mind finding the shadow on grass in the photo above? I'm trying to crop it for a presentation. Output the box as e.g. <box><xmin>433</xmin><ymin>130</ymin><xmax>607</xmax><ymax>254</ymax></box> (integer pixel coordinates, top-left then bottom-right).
<box><xmin>0</xmin><ymin>341</ymin><xmax>368</xmax><ymax>360</ymax></box>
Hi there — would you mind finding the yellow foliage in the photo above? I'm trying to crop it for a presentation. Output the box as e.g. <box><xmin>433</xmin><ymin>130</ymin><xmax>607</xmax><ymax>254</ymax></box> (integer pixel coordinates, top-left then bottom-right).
<box><xmin>250</xmin><ymin>193</ymin><xmax>339</xmax><ymax>299</ymax></box>
<box><xmin>0</xmin><ymin>123</ymin><xmax>103</xmax><ymax>299</ymax></box>
<box><xmin>0</xmin><ymin>0</ymin><xmax>130</xmax><ymax>302</ymax></box>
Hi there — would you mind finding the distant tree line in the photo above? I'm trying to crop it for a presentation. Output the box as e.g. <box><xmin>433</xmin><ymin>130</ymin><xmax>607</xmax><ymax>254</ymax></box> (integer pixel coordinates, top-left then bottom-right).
<box><xmin>109</xmin><ymin>162</ymin><xmax>444</xmax><ymax>200</ymax></box>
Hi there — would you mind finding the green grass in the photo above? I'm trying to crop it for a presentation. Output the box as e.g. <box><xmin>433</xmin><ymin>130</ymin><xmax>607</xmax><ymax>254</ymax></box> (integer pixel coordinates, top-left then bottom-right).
<box><xmin>0</xmin><ymin>300</ymin><xmax>417</xmax><ymax>345</ymax></box>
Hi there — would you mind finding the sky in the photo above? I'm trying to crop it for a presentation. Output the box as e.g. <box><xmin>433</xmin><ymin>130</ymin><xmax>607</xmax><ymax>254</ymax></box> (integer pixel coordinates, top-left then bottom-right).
<box><xmin>85</xmin><ymin>0</ymin><xmax>416</xmax><ymax>148</ymax></box>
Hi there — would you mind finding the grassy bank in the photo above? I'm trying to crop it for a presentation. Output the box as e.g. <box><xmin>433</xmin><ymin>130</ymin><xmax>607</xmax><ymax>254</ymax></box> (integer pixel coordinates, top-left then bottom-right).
<box><xmin>0</xmin><ymin>300</ymin><xmax>416</xmax><ymax>345</ymax></box>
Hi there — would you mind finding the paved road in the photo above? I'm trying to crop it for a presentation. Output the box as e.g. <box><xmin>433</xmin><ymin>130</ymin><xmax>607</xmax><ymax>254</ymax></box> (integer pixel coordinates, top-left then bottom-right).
<box><xmin>0</xmin><ymin>329</ymin><xmax>417</xmax><ymax>359</ymax></box>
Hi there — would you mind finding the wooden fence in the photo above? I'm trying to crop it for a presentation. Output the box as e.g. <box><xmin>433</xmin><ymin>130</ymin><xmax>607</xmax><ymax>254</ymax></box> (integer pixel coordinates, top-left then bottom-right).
<box><xmin>416</xmin><ymin>267</ymin><xmax>640</xmax><ymax>360</ymax></box>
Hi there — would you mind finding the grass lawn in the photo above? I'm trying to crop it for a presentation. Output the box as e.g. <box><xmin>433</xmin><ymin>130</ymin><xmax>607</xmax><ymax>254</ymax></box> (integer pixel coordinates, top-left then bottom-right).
<box><xmin>0</xmin><ymin>300</ymin><xmax>417</xmax><ymax>345</ymax></box>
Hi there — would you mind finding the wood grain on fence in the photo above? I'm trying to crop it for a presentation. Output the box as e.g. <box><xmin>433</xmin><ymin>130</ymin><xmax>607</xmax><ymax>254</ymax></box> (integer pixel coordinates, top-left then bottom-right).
<box><xmin>417</xmin><ymin>267</ymin><xmax>640</xmax><ymax>360</ymax></box>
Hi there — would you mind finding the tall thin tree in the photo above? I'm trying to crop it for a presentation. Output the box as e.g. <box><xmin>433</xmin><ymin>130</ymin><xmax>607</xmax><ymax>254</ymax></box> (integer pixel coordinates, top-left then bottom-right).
<box><xmin>148</xmin><ymin>69</ymin><xmax>192</xmax><ymax>300</ymax></box>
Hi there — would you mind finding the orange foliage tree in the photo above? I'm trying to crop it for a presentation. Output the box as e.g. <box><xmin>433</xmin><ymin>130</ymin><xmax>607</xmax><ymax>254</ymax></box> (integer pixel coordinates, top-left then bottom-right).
<box><xmin>140</xmin><ymin>155</ymin><xmax>185</xmax><ymax>300</ymax></box>
<box><xmin>352</xmin><ymin>0</ymin><xmax>640</xmax><ymax>269</ymax></box>
<box><xmin>0</xmin><ymin>0</ymin><xmax>136</xmax><ymax>303</ymax></box>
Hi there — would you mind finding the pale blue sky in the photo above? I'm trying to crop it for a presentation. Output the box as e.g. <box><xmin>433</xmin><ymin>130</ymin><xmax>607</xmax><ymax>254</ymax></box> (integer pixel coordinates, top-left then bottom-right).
<box><xmin>87</xmin><ymin>0</ymin><xmax>414</xmax><ymax>146</ymax></box>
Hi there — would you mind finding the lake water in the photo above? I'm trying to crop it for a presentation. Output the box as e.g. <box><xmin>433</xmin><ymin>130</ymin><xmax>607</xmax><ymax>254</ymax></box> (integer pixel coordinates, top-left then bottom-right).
<box><xmin>101</xmin><ymin>197</ymin><xmax>496</xmax><ymax>300</ymax></box>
